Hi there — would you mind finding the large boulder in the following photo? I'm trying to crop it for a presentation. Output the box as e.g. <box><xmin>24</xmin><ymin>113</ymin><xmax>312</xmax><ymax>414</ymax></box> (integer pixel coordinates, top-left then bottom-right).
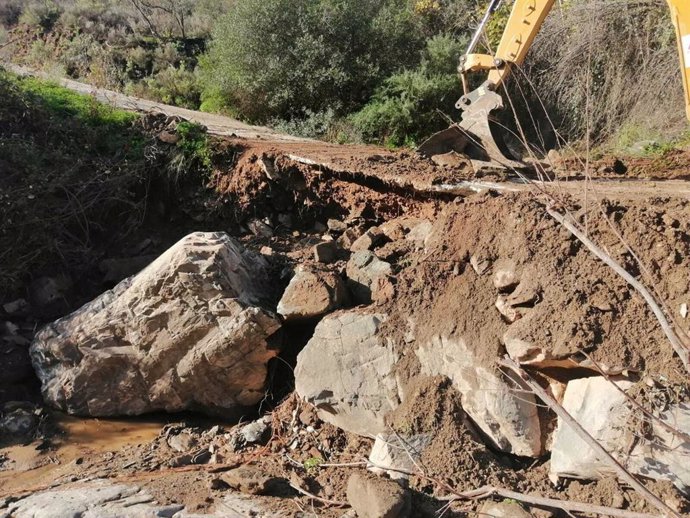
<box><xmin>30</xmin><ymin>232</ymin><xmax>281</xmax><ymax>418</ymax></box>
<box><xmin>294</xmin><ymin>310</ymin><xmax>401</xmax><ymax>436</ymax></box>
<box><xmin>551</xmin><ymin>377</ymin><xmax>690</xmax><ymax>492</ymax></box>
<box><xmin>416</xmin><ymin>336</ymin><xmax>542</xmax><ymax>457</ymax></box>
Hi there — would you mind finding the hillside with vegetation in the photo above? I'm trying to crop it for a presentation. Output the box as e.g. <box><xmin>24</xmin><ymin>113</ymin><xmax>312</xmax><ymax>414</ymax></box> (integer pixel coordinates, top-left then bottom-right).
<box><xmin>1</xmin><ymin>0</ymin><xmax>687</xmax><ymax>153</ymax></box>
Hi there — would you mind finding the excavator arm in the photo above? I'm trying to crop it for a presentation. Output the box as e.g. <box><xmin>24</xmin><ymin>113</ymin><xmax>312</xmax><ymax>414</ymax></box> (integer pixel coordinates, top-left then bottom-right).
<box><xmin>418</xmin><ymin>0</ymin><xmax>690</xmax><ymax>168</ymax></box>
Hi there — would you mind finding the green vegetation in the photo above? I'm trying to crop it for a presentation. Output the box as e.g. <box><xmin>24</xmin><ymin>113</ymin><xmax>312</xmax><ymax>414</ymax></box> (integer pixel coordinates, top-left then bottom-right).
<box><xmin>0</xmin><ymin>68</ymin><xmax>145</xmax><ymax>295</ymax></box>
<box><xmin>1</xmin><ymin>0</ymin><xmax>688</xmax><ymax>152</ymax></box>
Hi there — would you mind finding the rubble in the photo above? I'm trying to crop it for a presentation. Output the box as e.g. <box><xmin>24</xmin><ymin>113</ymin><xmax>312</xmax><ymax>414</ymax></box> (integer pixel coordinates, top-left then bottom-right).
<box><xmin>277</xmin><ymin>266</ymin><xmax>349</xmax><ymax>321</ymax></box>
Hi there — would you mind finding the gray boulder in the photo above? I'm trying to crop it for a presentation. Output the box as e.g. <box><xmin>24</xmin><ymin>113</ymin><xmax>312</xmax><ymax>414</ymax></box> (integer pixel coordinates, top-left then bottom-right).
<box><xmin>417</xmin><ymin>335</ymin><xmax>542</xmax><ymax>457</ymax></box>
<box><xmin>30</xmin><ymin>232</ymin><xmax>281</xmax><ymax>418</ymax></box>
<box><xmin>346</xmin><ymin>251</ymin><xmax>393</xmax><ymax>305</ymax></box>
<box><xmin>550</xmin><ymin>377</ymin><xmax>690</xmax><ymax>492</ymax></box>
<box><xmin>294</xmin><ymin>310</ymin><xmax>401</xmax><ymax>436</ymax></box>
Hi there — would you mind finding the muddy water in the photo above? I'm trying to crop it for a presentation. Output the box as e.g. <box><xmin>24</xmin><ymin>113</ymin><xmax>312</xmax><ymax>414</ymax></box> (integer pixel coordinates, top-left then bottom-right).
<box><xmin>0</xmin><ymin>413</ymin><xmax>164</xmax><ymax>497</ymax></box>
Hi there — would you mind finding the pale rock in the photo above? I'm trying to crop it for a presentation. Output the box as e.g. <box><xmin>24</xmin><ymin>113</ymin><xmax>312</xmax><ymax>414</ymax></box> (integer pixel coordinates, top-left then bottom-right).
<box><xmin>405</xmin><ymin>220</ymin><xmax>432</xmax><ymax>249</ymax></box>
<box><xmin>681</xmin><ymin>303</ymin><xmax>688</xmax><ymax>319</ymax></box>
<box><xmin>551</xmin><ymin>377</ymin><xmax>690</xmax><ymax>492</ymax></box>
<box><xmin>346</xmin><ymin>251</ymin><xmax>393</xmax><ymax>305</ymax></box>
<box><xmin>493</xmin><ymin>269</ymin><xmax>519</xmax><ymax>292</ymax></box>
<box><xmin>240</xmin><ymin>417</ymin><xmax>270</xmax><ymax>444</ymax></box>
<box><xmin>260</xmin><ymin>246</ymin><xmax>274</xmax><ymax>256</ymax></box>
<box><xmin>295</xmin><ymin>311</ymin><xmax>400</xmax><ymax>436</ymax></box>
<box><xmin>351</xmin><ymin>227</ymin><xmax>386</xmax><ymax>252</ymax></box>
<box><xmin>368</xmin><ymin>433</ymin><xmax>431</xmax><ymax>481</ymax></box>
<box><xmin>327</xmin><ymin>219</ymin><xmax>348</xmax><ymax>233</ymax></box>
<box><xmin>277</xmin><ymin>267</ymin><xmax>348</xmax><ymax>321</ymax></box>
<box><xmin>417</xmin><ymin>336</ymin><xmax>542</xmax><ymax>456</ymax></box>
<box><xmin>478</xmin><ymin>501</ymin><xmax>533</xmax><ymax>518</ymax></box>
<box><xmin>470</xmin><ymin>255</ymin><xmax>491</xmax><ymax>275</ymax></box>
<box><xmin>30</xmin><ymin>232</ymin><xmax>281</xmax><ymax>418</ymax></box>
<box><xmin>379</xmin><ymin>220</ymin><xmax>405</xmax><ymax>241</ymax></box>
<box><xmin>167</xmin><ymin>432</ymin><xmax>197</xmax><ymax>453</ymax></box>
<box><xmin>346</xmin><ymin>472</ymin><xmax>410</xmax><ymax>518</ymax></box>
<box><xmin>495</xmin><ymin>295</ymin><xmax>523</xmax><ymax>323</ymax></box>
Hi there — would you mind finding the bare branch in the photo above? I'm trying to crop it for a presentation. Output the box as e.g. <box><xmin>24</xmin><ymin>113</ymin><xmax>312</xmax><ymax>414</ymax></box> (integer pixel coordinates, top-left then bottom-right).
<box><xmin>498</xmin><ymin>357</ymin><xmax>683</xmax><ymax>518</ymax></box>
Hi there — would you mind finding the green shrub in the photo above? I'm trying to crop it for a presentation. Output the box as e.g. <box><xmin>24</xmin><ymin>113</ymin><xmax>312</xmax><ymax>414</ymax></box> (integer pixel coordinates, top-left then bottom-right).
<box><xmin>19</xmin><ymin>0</ymin><xmax>62</xmax><ymax>31</ymax></box>
<box><xmin>351</xmin><ymin>34</ymin><xmax>465</xmax><ymax>146</ymax></box>
<box><xmin>199</xmin><ymin>0</ymin><xmax>425</xmax><ymax>122</ymax></box>
<box><xmin>126</xmin><ymin>66</ymin><xmax>200</xmax><ymax>109</ymax></box>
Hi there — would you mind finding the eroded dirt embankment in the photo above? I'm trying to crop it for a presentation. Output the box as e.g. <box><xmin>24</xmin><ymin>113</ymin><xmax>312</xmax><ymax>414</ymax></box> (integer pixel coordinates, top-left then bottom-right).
<box><xmin>3</xmin><ymin>123</ymin><xmax>690</xmax><ymax>517</ymax></box>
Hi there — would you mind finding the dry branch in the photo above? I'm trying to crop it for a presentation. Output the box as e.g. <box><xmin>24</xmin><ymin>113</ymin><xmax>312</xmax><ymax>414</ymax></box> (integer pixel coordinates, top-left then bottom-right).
<box><xmin>499</xmin><ymin>357</ymin><xmax>683</xmax><ymax>518</ymax></box>
<box><xmin>546</xmin><ymin>206</ymin><xmax>690</xmax><ymax>372</ymax></box>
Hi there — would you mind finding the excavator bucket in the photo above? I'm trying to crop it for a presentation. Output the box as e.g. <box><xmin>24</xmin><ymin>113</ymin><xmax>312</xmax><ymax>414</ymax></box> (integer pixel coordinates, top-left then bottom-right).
<box><xmin>418</xmin><ymin>91</ymin><xmax>523</xmax><ymax>170</ymax></box>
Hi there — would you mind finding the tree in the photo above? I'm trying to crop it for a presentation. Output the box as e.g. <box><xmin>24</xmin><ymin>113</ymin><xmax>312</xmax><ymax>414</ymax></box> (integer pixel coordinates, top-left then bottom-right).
<box><xmin>127</xmin><ymin>0</ymin><xmax>193</xmax><ymax>39</ymax></box>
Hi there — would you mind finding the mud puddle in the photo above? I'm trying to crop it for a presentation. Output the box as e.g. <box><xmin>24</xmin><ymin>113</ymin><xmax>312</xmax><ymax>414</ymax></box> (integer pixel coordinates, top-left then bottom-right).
<box><xmin>0</xmin><ymin>413</ymin><xmax>164</xmax><ymax>497</ymax></box>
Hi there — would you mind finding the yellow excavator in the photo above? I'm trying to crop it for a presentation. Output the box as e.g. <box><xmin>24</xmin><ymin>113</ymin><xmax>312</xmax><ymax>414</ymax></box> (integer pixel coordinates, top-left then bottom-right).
<box><xmin>418</xmin><ymin>0</ymin><xmax>690</xmax><ymax>169</ymax></box>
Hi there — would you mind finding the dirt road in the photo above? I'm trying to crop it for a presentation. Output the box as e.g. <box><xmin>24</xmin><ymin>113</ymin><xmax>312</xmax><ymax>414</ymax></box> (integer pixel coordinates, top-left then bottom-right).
<box><xmin>7</xmin><ymin>63</ymin><xmax>690</xmax><ymax>201</ymax></box>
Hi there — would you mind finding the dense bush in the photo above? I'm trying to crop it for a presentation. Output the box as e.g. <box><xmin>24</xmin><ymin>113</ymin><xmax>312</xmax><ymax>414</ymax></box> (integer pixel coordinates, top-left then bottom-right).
<box><xmin>199</xmin><ymin>0</ymin><xmax>427</xmax><ymax>122</ymax></box>
<box><xmin>351</xmin><ymin>34</ymin><xmax>465</xmax><ymax>147</ymax></box>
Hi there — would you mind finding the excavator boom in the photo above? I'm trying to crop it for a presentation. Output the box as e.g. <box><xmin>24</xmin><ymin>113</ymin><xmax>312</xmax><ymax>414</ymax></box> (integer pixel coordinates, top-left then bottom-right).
<box><xmin>419</xmin><ymin>0</ymin><xmax>690</xmax><ymax>170</ymax></box>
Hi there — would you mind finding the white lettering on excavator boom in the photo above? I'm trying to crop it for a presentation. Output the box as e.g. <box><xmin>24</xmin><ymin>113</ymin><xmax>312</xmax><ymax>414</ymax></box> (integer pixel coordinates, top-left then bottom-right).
<box><xmin>683</xmin><ymin>34</ymin><xmax>690</xmax><ymax>67</ymax></box>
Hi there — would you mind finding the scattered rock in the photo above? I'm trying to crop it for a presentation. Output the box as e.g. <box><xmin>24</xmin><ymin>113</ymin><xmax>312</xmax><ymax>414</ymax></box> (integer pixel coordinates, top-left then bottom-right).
<box><xmin>295</xmin><ymin>311</ymin><xmax>400</xmax><ymax>436</ymax></box>
<box><xmin>30</xmin><ymin>232</ymin><xmax>281</xmax><ymax>418</ymax></box>
<box><xmin>337</xmin><ymin>228</ymin><xmax>364</xmax><ymax>250</ymax></box>
<box><xmin>247</xmin><ymin>219</ymin><xmax>274</xmax><ymax>238</ymax></box>
<box><xmin>495</xmin><ymin>295</ymin><xmax>523</xmax><ymax>323</ymax></box>
<box><xmin>346</xmin><ymin>251</ymin><xmax>393</xmax><ymax>305</ymax></box>
<box><xmin>551</xmin><ymin>377</ymin><xmax>690</xmax><ymax>492</ymax></box>
<box><xmin>167</xmin><ymin>432</ymin><xmax>197</xmax><ymax>453</ymax></box>
<box><xmin>327</xmin><ymin>219</ymin><xmax>348</xmax><ymax>233</ymax></box>
<box><xmin>0</xmin><ymin>408</ymin><xmax>37</xmax><ymax>435</ymax></box>
<box><xmin>351</xmin><ymin>227</ymin><xmax>387</xmax><ymax>252</ymax></box>
<box><xmin>470</xmin><ymin>255</ymin><xmax>491</xmax><ymax>276</ymax></box>
<box><xmin>417</xmin><ymin>335</ymin><xmax>542</xmax><ymax>456</ymax></box>
<box><xmin>260</xmin><ymin>246</ymin><xmax>274</xmax><ymax>256</ymax></box>
<box><xmin>313</xmin><ymin>240</ymin><xmax>338</xmax><ymax>264</ymax></box>
<box><xmin>681</xmin><ymin>303</ymin><xmax>688</xmax><ymax>319</ymax></box>
<box><xmin>379</xmin><ymin>220</ymin><xmax>406</xmax><ymax>241</ymax></box>
<box><xmin>240</xmin><ymin>417</ymin><xmax>271</xmax><ymax>444</ymax></box>
<box><xmin>493</xmin><ymin>269</ymin><xmax>519</xmax><ymax>292</ymax></box>
<box><xmin>277</xmin><ymin>267</ymin><xmax>348</xmax><ymax>321</ymax></box>
<box><xmin>2</xmin><ymin>298</ymin><xmax>28</xmax><ymax>315</ymax></box>
<box><xmin>478</xmin><ymin>500</ymin><xmax>533</xmax><ymax>517</ymax></box>
<box><xmin>346</xmin><ymin>472</ymin><xmax>410</xmax><ymax>518</ymax></box>
<box><xmin>405</xmin><ymin>220</ymin><xmax>432</xmax><ymax>249</ymax></box>
<box><xmin>368</xmin><ymin>433</ymin><xmax>431</xmax><ymax>482</ymax></box>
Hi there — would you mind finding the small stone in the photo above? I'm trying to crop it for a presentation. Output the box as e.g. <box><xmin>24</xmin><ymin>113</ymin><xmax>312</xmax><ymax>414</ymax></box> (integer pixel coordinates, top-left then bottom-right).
<box><xmin>405</xmin><ymin>221</ymin><xmax>432</xmax><ymax>249</ymax></box>
<box><xmin>167</xmin><ymin>432</ymin><xmax>197</xmax><ymax>453</ymax></box>
<box><xmin>470</xmin><ymin>256</ymin><xmax>491</xmax><ymax>275</ymax></box>
<box><xmin>0</xmin><ymin>408</ymin><xmax>37</xmax><ymax>435</ymax></box>
<box><xmin>260</xmin><ymin>246</ymin><xmax>274</xmax><ymax>256</ymax></box>
<box><xmin>327</xmin><ymin>219</ymin><xmax>348</xmax><ymax>233</ymax></box>
<box><xmin>346</xmin><ymin>472</ymin><xmax>410</xmax><ymax>518</ymax></box>
<box><xmin>337</xmin><ymin>228</ymin><xmax>363</xmax><ymax>249</ymax></box>
<box><xmin>313</xmin><ymin>241</ymin><xmax>338</xmax><ymax>264</ymax></box>
<box><xmin>368</xmin><ymin>434</ymin><xmax>430</xmax><ymax>482</ymax></box>
<box><xmin>247</xmin><ymin>219</ymin><xmax>274</xmax><ymax>238</ymax></box>
<box><xmin>478</xmin><ymin>501</ymin><xmax>532</xmax><ymax>518</ymax></box>
<box><xmin>680</xmin><ymin>303</ymin><xmax>688</xmax><ymax>319</ymax></box>
<box><xmin>495</xmin><ymin>296</ymin><xmax>522</xmax><ymax>323</ymax></box>
<box><xmin>2</xmin><ymin>298</ymin><xmax>29</xmax><ymax>315</ymax></box>
<box><xmin>351</xmin><ymin>227</ymin><xmax>386</xmax><ymax>252</ymax></box>
<box><xmin>379</xmin><ymin>221</ymin><xmax>405</xmax><ymax>241</ymax></box>
<box><xmin>240</xmin><ymin>418</ymin><xmax>270</xmax><ymax>444</ymax></box>
<box><xmin>493</xmin><ymin>269</ymin><xmax>519</xmax><ymax>292</ymax></box>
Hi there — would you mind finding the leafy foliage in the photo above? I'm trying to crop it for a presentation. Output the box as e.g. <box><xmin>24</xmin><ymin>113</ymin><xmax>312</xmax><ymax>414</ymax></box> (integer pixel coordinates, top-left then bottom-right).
<box><xmin>199</xmin><ymin>0</ymin><xmax>426</xmax><ymax>123</ymax></box>
<box><xmin>351</xmin><ymin>34</ymin><xmax>465</xmax><ymax>147</ymax></box>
